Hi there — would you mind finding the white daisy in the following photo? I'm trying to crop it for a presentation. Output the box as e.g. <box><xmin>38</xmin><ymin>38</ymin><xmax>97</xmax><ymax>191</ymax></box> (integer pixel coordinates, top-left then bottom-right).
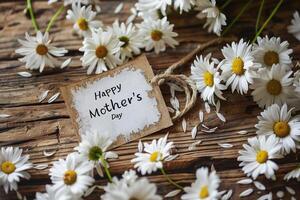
<box><xmin>255</xmin><ymin>104</ymin><xmax>300</xmax><ymax>155</ymax></box>
<box><xmin>137</xmin><ymin>17</ymin><xmax>178</xmax><ymax>54</ymax></box>
<box><xmin>181</xmin><ymin>167</ymin><xmax>220</xmax><ymax>200</ymax></box>
<box><xmin>250</xmin><ymin>64</ymin><xmax>294</xmax><ymax>108</ymax></box>
<box><xmin>131</xmin><ymin>134</ymin><xmax>174</xmax><ymax>175</ymax></box>
<box><xmin>190</xmin><ymin>54</ymin><xmax>226</xmax><ymax>105</ymax></box>
<box><xmin>35</xmin><ymin>185</ymin><xmax>81</xmax><ymax>200</ymax></box>
<box><xmin>66</xmin><ymin>1</ymin><xmax>102</xmax><ymax>37</ymax></box>
<box><xmin>48</xmin><ymin>0</ymin><xmax>89</xmax><ymax>6</ymax></box>
<box><xmin>135</xmin><ymin>0</ymin><xmax>171</xmax><ymax>16</ymax></box>
<box><xmin>15</xmin><ymin>31</ymin><xmax>68</xmax><ymax>72</ymax></box>
<box><xmin>101</xmin><ymin>170</ymin><xmax>162</xmax><ymax>200</ymax></box>
<box><xmin>195</xmin><ymin>0</ymin><xmax>226</xmax><ymax>36</ymax></box>
<box><xmin>238</xmin><ymin>135</ymin><xmax>282</xmax><ymax>180</ymax></box>
<box><xmin>220</xmin><ymin>39</ymin><xmax>256</xmax><ymax>94</ymax></box>
<box><xmin>74</xmin><ymin>129</ymin><xmax>117</xmax><ymax>168</ymax></box>
<box><xmin>252</xmin><ymin>36</ymin><xmax>293</xmax><ymax>70</ymax></box>
<box><xmin>288</xmin><ymin>11</ymin><xmax>300</xmax><ymax>41</ymax></box>
<box><xmin>0</xmin><ymin>147</ymin><xmax>32</xmax><ymax>193</ymax></box>
<box><xmin>174</xmin><ymin>0</ymin><xmax>195</xmax><ymax>14</ymax></box>
<box><xmin>49</xmin><ymin>152</ymin><xmax>94</xmax><ymax>196</ymax></box>
<box><xmin>110</xmin><ymin>20</ymin><xmax>144</xmax><ymax>62</ymax></box>
<box><xmin>284</xmin><ymin>165</ymin><xmax>300</xmax><ymax>181</ymax></box>
<box><xmin>79</xmin><ymin>29</ymin><xmax>122</xmax><ymax>74</ymax></box>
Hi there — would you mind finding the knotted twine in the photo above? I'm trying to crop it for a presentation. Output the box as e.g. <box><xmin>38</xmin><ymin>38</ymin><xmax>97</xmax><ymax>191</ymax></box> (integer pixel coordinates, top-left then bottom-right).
<box><xmin>151</xmin><ymin>37</ymin><xmax>235</xmax><ymax>121</ymax></box>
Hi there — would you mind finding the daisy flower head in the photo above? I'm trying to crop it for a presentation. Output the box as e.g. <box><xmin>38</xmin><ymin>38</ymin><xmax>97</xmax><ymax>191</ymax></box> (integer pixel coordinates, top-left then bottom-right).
<box><xmin>35</xmin><ymin>185</ymin><xmax>81</xmax><ymax>200</ymax></box>
<box><xmin>220</xmin><ymin>39</ymin><xmax>256</xmax><ymax>94</ymax></box>
<box><xmin>101</xmin><ymin>170</ymin><xmax>162</xmax><ymax>200</ymax></box>
<box><xmin>238</xmin><ymin>135</ymin><xmax>282</xmax><ymax>180</ymax></box>
<box><xmin>131</xmin><ymin>134</ymin><xmax>174</xmax><ymax>175</ymax></box>
<box><xmin>284</xmin><ymin>165</ymin><xmax>300</xmax><ymax>181</ymax></box>
<box><xmin>79</xmin><ymin>28</ymin><xmax>122</xmax><ymax>74</ymax></box>
<box><xmin>181</xmin><ymin>167</ymin><xmax>220</xmax><ymax>200</ymax></box>
<box><xmin>252</xmin><ymin>36</ymin><xmax>293</xmax><ymax>70</ymax></box>
<box><xmin>66</xmin><ymin>1</ymin><xmax>102</xmax><ymax>37</ymax></box>
<box><xmin>110</xmin><ymin>20</ymin><xmax>144</xmax><ymax>62</ymax></box>
<box><xmin>48</xmin><ymin>0</ymin><xmax>89</xmax><ymax>6</ymax></box>
<box><xmin>137</xmin><ymin>17</ymin><xmax>178</xmax><ymax>54</ymax></box>
<box><xmin>0</xmin><ymin>147</ymin><xmax>32</xmax><ymax>193</ymax></box>
<box><xmin>49</xmin><ymin>152</ymin><xmax>94</xmax><ymax>196</ymax></box>
<box><xmin>75</xmin><ymin>129</ymin><xmax>117</xmax><ymax>167</ymax></box>
<box><xmin>250</xmin><ymin>64</ymin><xmax>294</xmax><ymax>108</ymax></box>
<box><xmin>15</xmin><ymin>31</ymin><xmax>68</xmax><ymax>73</ymax></box>
<box><xmin>190</xmin><ymin>54</ymin><xmax>226</xmax><ymax>105</ymax></box>
<box><xmin>135</xmin><ymin>0</ymin><xmax>171</xmax><ymax>16</ymax></box>
<box><xmin>255</xmin><ymin>104</ymin><xmax>300</xmax><ymax>155</ymax></box>
<box><xmin>288</xmin><ymin>11</ymin><xmax>300</xmax><ymax>41</ymax></box>
<box><xmin>195</xmin><ymin>0</ymin><xmax>226</xmax><ymax>36</ymax></box>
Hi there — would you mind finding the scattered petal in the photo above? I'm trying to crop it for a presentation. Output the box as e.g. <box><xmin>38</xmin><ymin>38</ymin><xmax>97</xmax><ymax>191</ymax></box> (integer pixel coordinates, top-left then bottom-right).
<box><xmin>105</xmin><ymin>151</ymin><xmax>118</xmax><ymax>159</ymax></box>
<box><xmin>182</xmin><ymin>118</ymin><xmax>187</xmax><ymax>133</ymax></box>
<box><xmin>218</xmin><ymin>143</ymin><xmax>233</xmax><ymax>148</ymax></box>
<box><xmin>239</xmin><ymin>188</ymin><xmax>253</xmax><ymax>197</ymax></box>
<box><xmin>114</xmin><ymin>3</ymin><xmax>123</xmax><ymax>13</ymax></box>
<box><xmin>167</xmin><ymin>106</ymin><xmax>175</xmax><ymax>113</ymax></box>
<box><xmin>48</xmin><ymin>92</ymin><xmax>60</xmax><ymax>103</ymax></box>
<box><xmin>0</xmin><ymin>114</ymin><xmax>10</xmax><ymax>118</ymax></box>
<box><xmin>164</xmin><ymin>189</ymin><xmax>181</xmax><ymax>197</ymax></box>
<box><xmin>276</xmin><ymin>190</ymin><xmax>284</xmax><ymax>198</ymax></box>
<box><xmin>61</xmin><ymin>58</ymin><xmax>72</xmax><ymax>69</ymax></box>
<box><xmin>254</xmin><ymin>181</ymin><xmax>266</xmax><ymax>191</ymax></box>
<box><xmin>33</xmin><ymin>164</ymin><xmax>48</xmax><ymax>170</ymax></box>
<box><xmin>237</xmin><ymin>178</ymin><xmax>253</xmax><ymax>184</ymax></box>
<box><xmin>216</xmin><ymin>100</ymin><xmax>221</xmax><ymax>113</ymax></box>
<box><xmin>84</xmin><ymin>185</ymin><xmax>97</xmax><ymax>197</ymax></box>
<box><xmin>205</xmin><ymin>102</ymin><xmax>211</xmax><ymax>113</ymax></box>
<box><xmin>138</xmin><ymin>140</ymin><xmax>143</xmax><ymax>152</ymax></box>
<box><xmin>216</xmin><ymin>112</ymin><xmax>226</xmax><ymax>122</ymax></box>
<box><xmin>170</xmin><ymin>96</ymin><xmax>180</xmax><ymax>110</ymax></box>
<box><xmin>191</xmin><ymin>126</ymin><xmax>198</xmax><ymax>139</ymax></box>
<box><xmin>285</xmin><ymin>186</ymin><xmax>295</xmax><ymax>195</ymax></box>
<box><xmin>221</xmin><ymin>189</ymin><xmax>233</xmax><ymax>200</ymax></box>
<box><xmin>43</xmin><ymin>150</ymin><xmax>56</xmax><ymax>157</ymax></box>
<box><xmin>165</xmin><ymin>154</ymin><xmax>179</xmax><ymax>161</ymax></box>
<box><xmin>237</xmin><ymin>130</ymin><xmax>248</xmax><ymax>135</ymax></box>
<box><xmin>199</xmin><ymin>110</ymin><xmax>204</xmax><ymax>122</ymax></box>
<box><xmin>96</xmin><ymin>163</ymin><xmax>104</xmax><ymax>177</ymax></box>
<box><xmin>17</xmin><ymin>71</ymin><xmax>32</xmax><ymax>77</ymax></box>
<box><xmin>257</xmin><ymin>192</ymin><xmax>272</xmax><ymax>200</ymax></box>
<box><xmin>38</xmin><ymin>90</ymin><xmax>49</xmax><ymax>103</ymax></box>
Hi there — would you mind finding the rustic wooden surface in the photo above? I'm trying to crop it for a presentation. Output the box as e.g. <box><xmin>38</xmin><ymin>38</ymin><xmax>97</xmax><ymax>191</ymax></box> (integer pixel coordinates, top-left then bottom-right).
<box><xmin>0</xmin><ymin>0</ymin><xmax>300</xmax><ymax>199</ymax></box>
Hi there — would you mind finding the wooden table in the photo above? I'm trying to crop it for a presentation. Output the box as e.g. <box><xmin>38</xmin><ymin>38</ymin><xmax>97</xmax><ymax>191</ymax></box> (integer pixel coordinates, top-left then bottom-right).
<box><xmin>1</xmin><ymin>0</ymin><xmax>300</xmax><ymax>199</ymax></box>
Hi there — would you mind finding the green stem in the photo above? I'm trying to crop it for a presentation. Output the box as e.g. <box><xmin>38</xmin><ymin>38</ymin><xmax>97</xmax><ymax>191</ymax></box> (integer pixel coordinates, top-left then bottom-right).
<box><xmin>46</xmin><ymin>5</ymin><xmax>65</xmax><ymax>33</ymax></box>
<box><xmin>255</xmin><ymin>0</ymin><xmax>265</xmax><ymax>33</ymax></box>
<box><xmin>100</xmin><ymin>156</ymin><xmax>112</xmax><ymax>182</ymax></box>
<box><xmin>160</xmin><ymin>168</ymin><xmax>183</xmax><ymax>190</ymax></box>
<box><xmin>221</xmin><ymin>0</ymin><xmax>233</xmax><ymax>10</ymax></box>
<box><xmin>26</xmin><ymin>0</ymin><xmax>39</xmax><ymax>31</ymax></box>
<box><xmin>251</xmin><ymin>0</ymin><xmax>285</xmax><ymax>43</ymax></box>
<box><xmin>221</xmin><ymin>0</ymin><xmax>253</xmax><ymax>36</ymax></box>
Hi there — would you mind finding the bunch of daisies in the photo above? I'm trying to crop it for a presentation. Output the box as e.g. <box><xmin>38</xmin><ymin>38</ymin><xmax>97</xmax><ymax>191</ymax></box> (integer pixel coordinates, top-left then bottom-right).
<box><xmin>190</xmin><ymin>35</ymin><xmax>300</xmax><ymax>181</ymax></box>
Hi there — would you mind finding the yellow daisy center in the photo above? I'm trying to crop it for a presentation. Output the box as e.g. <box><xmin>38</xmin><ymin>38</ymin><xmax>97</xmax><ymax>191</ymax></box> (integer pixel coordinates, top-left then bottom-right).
<box><xmin>266</xmin><ymin>79</ymin><xmax>282</xmax><ymax>96</ymax></box>
<box><xmin>36</xmin><ymin>44</ymin><xmax>48</xmax><ymax>56</ymax></box>
<box><xmin>264</xmin><ymin>51</ymin><xmax>279</xmax><ymax>67</ymax></box>
<box><xmin>149</xmin><ymin>151</ymin><xmax>161</xmax><ymax>162</ymax></box>
<box><xmin>77</xmin><ymin>18</ymin><xmax>89</xmax><ymax>31</ymax></box>
<box><xmin>1</xmin><ymin>161</ymin><xmax>16</xmax><ymax>174</ymax></box>
<box><xmin>273</xmin><ymin>121</ymin><xmax>290</xmax><ymax>138</ymax></box>
<box><xmin>256</xmin><ymin>150</ymin><xmax>268</xmax><ymax>164</ymax></box>
<box><xmin>151</xmin><ymin>30</ymin><xmax>163</xmax><ymax>41</ymax></box>
<box><xmin>231</xmin><ymin>57</ymin><xmax>244</xmax><ymax>75</ymax></box>
<box><xmin>203</xmin><ymin>71</ymin><xmax>214</xmax><ymax>87</ymax></box>
<box><xmin>199</xmin><ymin>185</ymin><xmax>209</xmax><ymax>199</ymax></box>
<box><xmin>63</xmin><ymin>170</ymin><xmax>77</xmax><ymax>185</ymax></box>
<box><xmin>95</xmin><ymin>45</ymin><xmax>108</xmax><ymax>58</ymax></box>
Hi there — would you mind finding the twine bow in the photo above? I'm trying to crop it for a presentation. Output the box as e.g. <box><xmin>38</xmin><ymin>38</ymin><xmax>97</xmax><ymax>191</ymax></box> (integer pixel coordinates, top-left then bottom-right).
<box><xmin>151</xmin><ymin>37</ymin><xmax>235</xmax><ymax>121</ymax></box>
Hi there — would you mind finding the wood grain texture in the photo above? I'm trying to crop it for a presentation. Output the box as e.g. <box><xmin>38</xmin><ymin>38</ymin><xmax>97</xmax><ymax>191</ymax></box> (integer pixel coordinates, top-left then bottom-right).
<box><xmin>0</xmin><ymin>0</ymin><xmax>300</xmax><ymax>199</ymax></box>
